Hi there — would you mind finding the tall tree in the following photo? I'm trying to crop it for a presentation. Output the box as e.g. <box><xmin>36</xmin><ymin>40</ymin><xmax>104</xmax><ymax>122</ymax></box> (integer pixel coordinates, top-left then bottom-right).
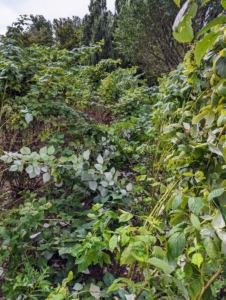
<box><xmin>21</xmin><ymin>15</ymin><xmax>54</xmax><ymax>47</ymax></box>
<box><xmin>81</xmin><ymin>0</ymin><xmax>114</xmax><ymax>64</ymax></box>
<box><xmin>53</xmin><ymin>16</ymin><xmax>82</xmax><ymax>50</ymax></box>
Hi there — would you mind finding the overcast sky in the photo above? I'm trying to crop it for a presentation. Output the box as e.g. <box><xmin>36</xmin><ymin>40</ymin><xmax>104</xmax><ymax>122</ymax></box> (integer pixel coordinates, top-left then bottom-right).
<box><xmin>0</xmin><ymin>0</ymin><xmax>115</xmax><ymax>35</ymax></box>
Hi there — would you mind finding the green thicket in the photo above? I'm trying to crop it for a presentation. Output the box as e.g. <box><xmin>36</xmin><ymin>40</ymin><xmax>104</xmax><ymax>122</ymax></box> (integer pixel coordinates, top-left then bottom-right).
<box><xmin>1</xmin><ymin>1</ymin><xmax>226</xmax><ymax>299</ymax></box>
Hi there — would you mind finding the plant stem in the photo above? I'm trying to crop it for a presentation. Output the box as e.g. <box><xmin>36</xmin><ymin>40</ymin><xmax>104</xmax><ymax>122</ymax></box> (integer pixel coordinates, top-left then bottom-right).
<box><xmin>197</xmin><ymin>267</ymin><xmax>223</xmax><ymax>300</ymax></box>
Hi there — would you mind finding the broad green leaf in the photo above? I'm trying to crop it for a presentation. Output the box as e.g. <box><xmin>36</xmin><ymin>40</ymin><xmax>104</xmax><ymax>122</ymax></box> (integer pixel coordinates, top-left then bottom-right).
<box><xmin>219</xmin><ymin>205</ymin><xmax>226</xmax><ymax>223</ymax></box>
<box><xmin>208</xmin><ymin>144</ymin><xmax>223</xmax><ymax>156</ymax></box>
<box><xmin>167</xmin><ymin>230</ymin><xmax>186</xmax><ymax>260</ymax></box>
<box><xmin>197</xmin><ymin>15</ymin><xmax>226</xmax><ymax>38</ymax></box>
<box><xmin>188</xmin><ymin>279</ymin><xmax>203</xmax><ymax>300</ymax></box>
<box><xmin>212</xmin><ymin>211</ymin><xmax>225</xmax><ymax>229</ymax></box>
<box><xmin>20</xmin><ymin>146</ymin><xmax>31</xmax><ymax>155</ymax></box>
<box><xmin>25</xmin><ymin>113</ymin><xmax>33</xmax><ymax>123</ymax></box>
<box><xmin>147</xmin><ymin>257</ymin><xmax>172</xmax><ymax>271</ymax></box>
<box><xmin>190</xmin><ymin>213</ymin><xmax>200</xmax><ymax>230</ymax></box>
<box><xmin>94</xmin><ymin>164</ymin><xmax>102</xmax><ymax>171</ymax></box>
<box><xmin>40</xmin><ymin>146</ymin><xmax>47</xmax><ymax>154</ymax></box>
<box><xmin>103</xmin><ymin>272</ymin><xmax>115</xmax><ymax>287</ymax></box>
<box><xmin>9</xmin><ymin>165</ymin><xmax>18</xmax><ymax>171</ymax></box>
<box><xmin>47</xmin><ymin>145</ymin><xmax>55</xmax><ymax>155</ymax></box>
<box><xmin>107</xmin><ymin>283</ymin><xmax>125</xmax><ymax>293</ymax></box>
<box><xmin>208</xmin><ymin>188</ymin><xmax>225</xmax><ymax>201</ymax></box>
<box><xmin>192</xmin><ymin>111</ymin><xmax>206</xmax><ymax>124</ymax></box>
<box><xmin>222</xmin><ymin>0</ymin><xmax>226</xmax><ymax>9</ymax></box>
<box><xmin>119</xmin><ymin>212</ymin><xmax>133</xmax><ymax>223</ymax></box>
<box><xmin>203</xmin><ymin>236</ymin><xmax>218</xmax><ymax>259</ymax></box>
<box><xmin>173</xmin><ymin>14</ymin><xmax>194</xmax><ymax>43</ymax></box>
<box><xmin>83</xmin><ymin>150</ymin><xmax>90</xmax><ymax>160</ymax></box>
<box><xmin>90</xmin><ymin>283</ymin><xmax>100</xmax><ymax>299</ymax></box>
<box><xmin>43</xmin><ymin>172</ymin><xmax>51</xmax><ymax>183</ymax></box>
<box><xmin>109</xmin><ymin>235</ymin><xmax>118</xmax><ymax>252</ymax></box>
<box><xmin>25</xmin><ymin>165</ymin><xmax>34</xmax><ymax>174</ymax></box>
<box><xmin>174</xmin><ymin>0</ymin><xmax>180</xmax><ymax>7</ymax></box>
<box><xmin>195</xmin><ymin>31</ymin><xmax>221</xmax><ymax>66</ymax></box>
<box><xmin>89</xmin><ymin>181</ymin><xmax>97</xmax><ymax>191</ymax></box>
<box><xmin>188</xmin><ymin>197</ymin><xmax>204</xmax><ymax>215</ymax></box>
<box><xmin>172</xmin><ymin>195</ymin><xmax>183</xmax><ymax>209</ymax></box>
<box><xmin>191</xmin><ymin>253</ymin><xmax>203</xmax><ymax>268</ymax></box>
<box><xmin>97</xmin><ymin>154</ymin><xmax>103</xmax><ymax>164</ymax></box>
<box><xmin>206</xmin><ymin>110</ymin><xmax>215</xmax><ymax>126</ymax></box>
<box><xmin>215</xmin><ymin>55</ymin><xmax>226</xmax><ymax>78</ymax></box>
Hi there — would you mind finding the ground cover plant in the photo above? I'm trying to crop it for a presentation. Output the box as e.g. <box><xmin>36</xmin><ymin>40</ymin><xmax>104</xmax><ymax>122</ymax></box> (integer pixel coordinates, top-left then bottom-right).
<box><xmin>1</xmin><ymin>0</ymin><xmax>226</xmax><ymax>299</ymax></box>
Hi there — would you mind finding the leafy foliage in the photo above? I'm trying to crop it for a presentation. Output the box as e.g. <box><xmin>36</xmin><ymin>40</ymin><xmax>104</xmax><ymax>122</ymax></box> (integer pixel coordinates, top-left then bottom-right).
<box><xmin>1</xmin><ymin>2</ymin><xmax>226</xmax><ymax>300</ymax></box>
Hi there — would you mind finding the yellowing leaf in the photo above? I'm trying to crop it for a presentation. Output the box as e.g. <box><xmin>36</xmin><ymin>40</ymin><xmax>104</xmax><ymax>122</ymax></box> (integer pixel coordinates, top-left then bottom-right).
<box><xmin>191</xmin><ymin>253</ymin><xmax>203</xmax><ymax>268</ymax></box>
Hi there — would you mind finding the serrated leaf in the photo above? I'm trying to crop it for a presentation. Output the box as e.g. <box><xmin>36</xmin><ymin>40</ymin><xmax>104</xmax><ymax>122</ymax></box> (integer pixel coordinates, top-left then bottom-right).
<box><xmin>208</xmin><ymin>188</ymin><xmax>225</xmax><ymax>201</ymax></box>
<box><xmin>203</xmin><ymin>236</ymin><xmax>218</xmax><ymax>259</ymax></box>
<box><xmin>47</xmin><ymin>145</ymin><xmax>55</xmax><ymax>155</ymax></box>
<box><xmin>40</xmin><ymin>147</ymin><xmax>47</xmax><ymax>154</ymax></box>
<box><xmin>109</xmin><ymin>235</ymin><xmax>118</xmax><ymax>252</ymax></box>
<box><xmin>147</xmin><ymin>257</ymin><xmax>172</xmax><ymax>271</ymax></box>
<box><xmin>188</xmin><ymin>279</ymin><xmax>202</xmax><ymax>300</ymax></box>
<box><xmin>190</xmin><ymin>213</ymin><xmax>200</xmax><ymax>230</ymax></box>
<box><xmin>83</xmin><ymin>150</ymin><xmax>90</xmax><ymax>160</ymax></box>
<box><xmin>191</xmin><ymin>253</ymin><xmax>203</xmax><ymax>268</ymax></box>
<box><xmin>119</xmin><ymin>212</ymin><xmax>133</xmax><ymax>223</ymax></box>
<box><xmin>97</xmin><ymin>154</ymin><xmax>103</xmax><ymax>164</ymax></box>
<box><xmin>21</xmin><ymin>146</ymin><xmax>31</xmax><ymax>155</ymax></box>
<box><xmin>167</xmin><ymin>230</ymin><xmax>185</xmax><ymax>260</ymax></box>
<box><xmin>43</xmin><ymin>172</ymin><xmax>51</xmax><ymax>183</ymax></box>
<box><xmin>89</xmin><ymin>181</ymin><xmax>97</xmax><ymax>191</ymax></box>
<box><xmin>25</xmin><ymin>113</ymin><xmax>33</xmax><ymax>123</ymax></box>
<box><xmin>9</xmin><ymin>165</ymin><xmax>18</xmax><ymax>171</ymax></box>
<box><xmin>188</xmin><ymin>197</ymin><xmax>204</xmax><ymax>215</ymax></box>
<box><xmin>172</xmin><ymin>195</ymin><xmax>182</xmax><ymax>209</ymax></box>
<box><xmin>94</xmin><ymin>164</ymin><xmax>102</xmax><ymax>171</ymax></box>
<box><xmin>25</xmin><ymin>165</ymin><xmax>34</xmax><ymax>174</ymax></box>
<box><xmin>103</xmin><ymin>272</ymin><xmax>115</xmax><ymax>287</ymax></box>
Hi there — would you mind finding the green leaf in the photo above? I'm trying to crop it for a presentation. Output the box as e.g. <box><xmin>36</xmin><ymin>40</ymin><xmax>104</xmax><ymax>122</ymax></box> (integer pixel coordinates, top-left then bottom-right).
<box><xmin>119</xmin><ymin>212</ymin><xmax>133</xmax><ymax>223</ymax></box>
<box><xmin>197</xmin><ymin>15</ymin><xmax>226</xmax><ymax>38</ymax></box>
<box><xmin>89</xmin><ymin>181</ymin><xmax>97</xmax><ymax>191</ymax></box>
<box><xmin>190</xmin><ymin>213</ymin><xmax>200</xmax><ymax>230</ymax></box>
<box><xmin>174</xmin><ymin>0</ymin><xmax>180</xmax><ymax>7</ymax></box>
<box><xmin>172</xmin><ymin>195</ymin><xmax>183</xmax><ymax>209</ymax></box>
<box><xmin>47</xmin><ymin>145</ymin><xmax>55</xmax><ymax>155</ymax></box>
<box><xmin>195</xmin><ymin>31</ymin><xmax>221</xmax><ymax>66</ymax></box>
<box><xmin>20</xmin><ymin>146</ymin><xmax>31</xmax><ymax>155</ymax></box>
<box><xmin>215</xmin><ymin>55</ymin><xmax>226</xmax><ymax>78</ymax></box>
<box><xmin>147</xmin><ymin>257</ymin><xmax>172</xmax><ymax>271</ymax></box>
<box><xmin>208</xmin><ymin>188</ymin><xmax>225</xmax><ymax>201</ymax></box>
<box><xmin>219</xmin><ymin>205</ymin><xmax>226</xmax><ymax>223</ymax></box>
<box><xmin>188</xmin><ymin>279</ymin><xmax>203</xmax><ymax>300</ymax></box>
<box><xmin>203</xmin><ymin>236</ymin><xmax>218</xmax><ymax>259</ymax></box>
<box><xmin>9</xmin><ymin>164</ymin><xmax>18</xmax><ymax>171</ymax></box>
<box><xmin>43</xmin><ymin>172</ymin><xmax>51</xmax><ymax>183</ymax></box>
<box><xmin>167</xmin><ymin>230</ymin><xmax>186</xmax><ymax>260</ymax></box>
<box><xmin>188</xmin><ymin>197</ymin><xmax>204</xmax><ymax>215</ymax></box>
<box><xmin>109</xmin><ymin>235</ymin><xmax>118</xmax><ymax>252</ymax></box>
<box><xmin>107</xmin><ymin>283</ymin><xmax>124</xmax><ymax>293</ymax></box>
<box><xmin>103</xmin><ymin>272</ymin><xmax>115</xmax><ymax>287</ymax></box>
<box><xmin>173</xmin><ymin>13</ymin><xmax>194</xmax><ymax>43</ymax></box>
<box><xmin>222</xmin><ymin>0</ymin><xmax>226</xmax><ymax>9</ymax></box>
<box><xmin>83</xmin><ymin>150</ymin><xmax>90</xmax><ymax>160</ymax></box>
<box><xmin>192</xmin><ymin>111</ymin><xmax>206</xmax><ymax>124</ymax></box>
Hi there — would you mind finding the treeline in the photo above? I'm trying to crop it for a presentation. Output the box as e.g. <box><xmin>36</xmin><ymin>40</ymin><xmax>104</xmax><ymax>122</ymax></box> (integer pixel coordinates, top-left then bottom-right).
<box><xmin>1</xmin><ymin>0</ymin><xmax>224</xmax><ymax>84</ymax></box>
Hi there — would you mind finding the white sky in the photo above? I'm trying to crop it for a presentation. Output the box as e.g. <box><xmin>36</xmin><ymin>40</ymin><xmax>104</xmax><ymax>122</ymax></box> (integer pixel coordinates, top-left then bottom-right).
<box><xmin>0</xmin><ymin>0</ymin><xmax>115</xmax><ymax>34</ymax></box>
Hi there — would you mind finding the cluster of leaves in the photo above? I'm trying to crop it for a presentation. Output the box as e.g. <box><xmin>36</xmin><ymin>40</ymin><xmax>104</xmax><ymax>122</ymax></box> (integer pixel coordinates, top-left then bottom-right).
<box><xmin>2</xmin><ymin>1</ymin><xmax>226</xmax><ymax>299</ymax></box>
